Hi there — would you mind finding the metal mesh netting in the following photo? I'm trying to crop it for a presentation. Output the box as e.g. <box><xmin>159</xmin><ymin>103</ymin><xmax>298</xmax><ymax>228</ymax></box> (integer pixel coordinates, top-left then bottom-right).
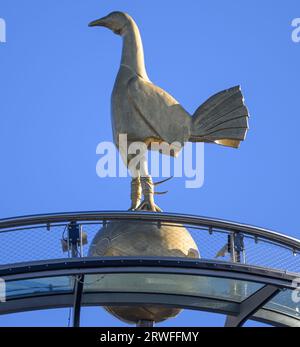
<box><xmin>0</xmin><ymin>225</ymin><xmax>68</xmax><ymax>264</ymax></box>
<box><xmin>243</xmin><ymin>237</ymin><xmax>299</xmax><ymax>273</ymax></box>
<box><xmin>0</xmin><ymin>220</ymin><xmax>299</xmax><ymax>274</ymax></box>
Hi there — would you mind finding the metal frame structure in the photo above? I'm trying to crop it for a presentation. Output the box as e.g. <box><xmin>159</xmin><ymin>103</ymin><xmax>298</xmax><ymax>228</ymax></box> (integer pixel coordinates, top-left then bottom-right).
<box><xmin>73</xmin><ymin>274</ymin><xmax>84</xmax><ymax>327</ymax></box>
<box><xmin>224</xmin><ymin>285</ymin><xmax>280</xmax><ymax>327</ymax></box>
<box><xmin>0</xmin><ymin>211</ymin><xmax>299</xmax><ymax>327</ymax></box>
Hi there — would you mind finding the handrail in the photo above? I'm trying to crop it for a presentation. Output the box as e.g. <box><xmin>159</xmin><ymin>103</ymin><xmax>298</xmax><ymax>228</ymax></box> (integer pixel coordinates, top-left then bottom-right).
<box><xmin>0</xmin><ymin>210</ymin><xmax>299</xmax><ymax>251</ymax></box>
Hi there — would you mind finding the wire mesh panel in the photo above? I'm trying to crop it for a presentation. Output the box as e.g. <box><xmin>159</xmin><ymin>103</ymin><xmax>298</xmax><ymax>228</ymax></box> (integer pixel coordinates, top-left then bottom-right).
<box><xmin>0</xmin><ymin>225</ymin><xmax>66</xmax><ymax>264</ymax></box>
<box><xmin>243</xmin><ymin>236</ymin><xmax>300</xmax><ymax>273</ymax></box>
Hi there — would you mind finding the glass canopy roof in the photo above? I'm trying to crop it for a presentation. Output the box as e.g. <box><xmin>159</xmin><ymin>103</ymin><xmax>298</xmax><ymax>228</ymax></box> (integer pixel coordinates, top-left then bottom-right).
<box><xmin>2</xmin><ymin>268</ymin><xmax>299</xmax><ymax>327</ymax></box>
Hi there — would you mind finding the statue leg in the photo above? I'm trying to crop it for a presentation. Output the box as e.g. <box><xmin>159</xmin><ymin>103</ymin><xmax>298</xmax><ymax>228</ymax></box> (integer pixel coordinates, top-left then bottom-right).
<box><xmin>123</xmin><ymin>142</ymin><xmax>162</xmax><ymax>212</ymax></box>
<box><xmin>136</xmin><ymin>152</ymin><xmax>162</xmax><ymax>212</ymax></box>
<box><xmin>119</xmin><ymin>141</ymin><xmax>142</xmax><ymax>210</ymax></box>
<box><xmin>129</xmin><ymin>176</ymin><xmax>142</xmax><ymax>210</ymax></box>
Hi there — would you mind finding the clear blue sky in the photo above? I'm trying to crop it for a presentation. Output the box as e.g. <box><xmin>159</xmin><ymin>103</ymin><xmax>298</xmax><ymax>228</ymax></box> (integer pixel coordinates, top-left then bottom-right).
<box><xmin>0</xmin><ymin>0</ymin><xmax>299</xmax><ymax>326</ymax></box>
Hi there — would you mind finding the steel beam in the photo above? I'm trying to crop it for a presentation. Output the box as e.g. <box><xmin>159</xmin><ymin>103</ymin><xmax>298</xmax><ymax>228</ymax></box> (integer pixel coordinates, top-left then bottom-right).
<box><xmin>0</xmin><ymin>258</ymin><xmax>298</xmax><ymax>289</ymax></box>
<box><xmin>72</xmin><ymin>274</ymin><xmax>84</xmax><ymax>327</ymax></box>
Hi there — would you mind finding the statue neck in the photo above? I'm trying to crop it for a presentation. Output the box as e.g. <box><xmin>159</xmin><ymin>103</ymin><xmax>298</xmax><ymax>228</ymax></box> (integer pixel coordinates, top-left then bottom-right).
<box><xmin>121</xmin><ymin>20</ymin><xmax>148</xmax><ymax>79</ymax></box>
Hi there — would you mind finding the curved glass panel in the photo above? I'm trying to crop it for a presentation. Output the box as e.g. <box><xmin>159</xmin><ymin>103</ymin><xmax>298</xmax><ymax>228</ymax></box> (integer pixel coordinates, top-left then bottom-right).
<box><xmin>83</xmin><ymin>273</ymin><xmax>263</xmax><ymax>302</ymax></box>
<box><xmin>6</xmin><ymin>276</ymin><xmax>74</xmax><ymax>299</ymax></box>
<box><xmin>264</xmin><ymin>289</ymin><xmax>300</xmax><ymax>319</ymax></box>
<box><xmin>2</xmin><ymin>273</ymin><xmax>300</xmax><ymax>326</ymax></box>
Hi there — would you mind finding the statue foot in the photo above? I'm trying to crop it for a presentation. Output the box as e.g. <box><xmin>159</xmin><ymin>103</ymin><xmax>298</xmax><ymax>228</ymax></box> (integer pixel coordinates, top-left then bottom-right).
<box><xmin>136</xmin><ymin>176</ymin><xmax>163</xmax><ymax>212</ymax></box>
<box><xmin>137</xmin><ymin>199</ymin><xmax>162</xmax><ymax>212</ymax></box>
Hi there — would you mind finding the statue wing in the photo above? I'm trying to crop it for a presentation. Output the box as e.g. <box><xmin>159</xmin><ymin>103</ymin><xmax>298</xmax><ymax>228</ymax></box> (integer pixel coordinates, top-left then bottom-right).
<box><xmin>127</xmin><ymin>76</ymin><xmax>191</xmax><ymax>146</ymax></box>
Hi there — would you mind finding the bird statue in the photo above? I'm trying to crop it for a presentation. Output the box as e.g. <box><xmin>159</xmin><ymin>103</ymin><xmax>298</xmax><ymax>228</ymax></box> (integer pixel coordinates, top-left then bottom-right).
<box><xmin>89</xmin><ymin>12</ymin><xmax>249</xmax><ymax>212</ymax></box>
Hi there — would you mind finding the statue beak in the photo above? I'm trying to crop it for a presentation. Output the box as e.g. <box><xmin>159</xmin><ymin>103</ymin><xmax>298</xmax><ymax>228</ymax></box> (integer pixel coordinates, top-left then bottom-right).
<box><xmin>88</xmin><ymin>17</ymin><xmax>108</xmax><ymax>27</ymax></box>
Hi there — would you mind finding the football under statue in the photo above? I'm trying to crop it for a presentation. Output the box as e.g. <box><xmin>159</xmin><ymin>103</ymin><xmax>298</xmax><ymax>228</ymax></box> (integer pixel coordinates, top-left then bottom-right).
<box><xmin>89</xmin><ymin>12</ymin><xmax>249</xmax><ymax>211</ymax></box>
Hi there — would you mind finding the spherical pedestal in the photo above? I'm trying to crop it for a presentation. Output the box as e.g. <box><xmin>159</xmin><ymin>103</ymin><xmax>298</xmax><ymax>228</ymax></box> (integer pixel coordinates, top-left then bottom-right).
<box><xmin>88</xmin><ymin>220</ymin><xmax>199</xmax><ymax>324</ymax></box>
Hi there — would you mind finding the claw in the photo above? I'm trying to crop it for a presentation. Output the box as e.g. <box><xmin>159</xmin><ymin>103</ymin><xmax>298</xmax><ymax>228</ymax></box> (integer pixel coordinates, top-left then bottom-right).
<box><xmin>128</xmin><ymin>197</ymin><xmax>141</xmax><ymax>211</ymax></box>
<box><xmin>128</xmin><ymin>204</ymin><xmax>140</xmax><ymax>211</ymax></box>
<box><xmin>153</xmin><ymin>176</ymin><xmax>173</xmax><ymax>186</ymax></box>
<box><xmin>137</xmin><ymin>200</ymin><xmax>162</xmax><ymax>212</ymax></box>
<box><xmin>137</xmin><ymin>176</ymin><xmax>165</xmax><ymax>212</ymax></box>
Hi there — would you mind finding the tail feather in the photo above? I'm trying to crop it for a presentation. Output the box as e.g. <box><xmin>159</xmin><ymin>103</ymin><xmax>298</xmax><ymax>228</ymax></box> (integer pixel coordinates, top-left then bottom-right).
<box><xmin>190</xmin><ymin>86</ymin><xmax>249</xmax><ymax>148</ymax></box>
<box><xmin>205</xmin><ymin>114</ymin><xmax>248</xmax><ymax>133</ymax></box>
<box><xmin>196</xmin><ymin>89</ymin><xmax>244</xmax><ymax>128</ymax></box>
<box><xmin>204</xmin><ymin>105</ymin><xmax>248</xmax><ymax>132</ymax></box>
